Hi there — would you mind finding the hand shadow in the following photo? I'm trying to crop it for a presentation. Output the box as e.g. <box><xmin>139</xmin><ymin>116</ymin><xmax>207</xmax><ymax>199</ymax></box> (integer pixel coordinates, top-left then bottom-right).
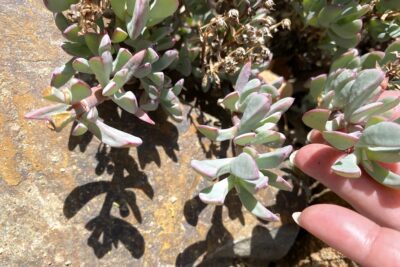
<box><xmin>63</xmin><ymin>147</ymin><xmax>154</xmax><ymax>259</ymax></box>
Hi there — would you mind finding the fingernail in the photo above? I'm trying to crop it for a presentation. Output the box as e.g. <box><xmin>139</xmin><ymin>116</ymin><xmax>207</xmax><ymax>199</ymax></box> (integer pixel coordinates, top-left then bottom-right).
<box><xmin>292</xmin><ymin>212</ymin><xmax>302</xmax><ymax>225</ymax></box>
<box><xmin>289</xmin><ymin>150</ymin><xmax>298</xmax><ymax>167</ymax></box>
<box><xmin>306</xmin><ymin>130</ymin><xmax>314</xmax><ymax>143</ymax></box>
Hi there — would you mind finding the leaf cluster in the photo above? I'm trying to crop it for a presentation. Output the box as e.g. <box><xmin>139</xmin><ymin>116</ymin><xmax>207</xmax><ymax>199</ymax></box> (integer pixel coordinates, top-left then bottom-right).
<box><xmin>192</xmin><ymin>63</ymin><xmax>294</xmax><ymax>220</ymax></box>
<box><xmin>303</xmin><ymin>41</ymin><xmax>400</xmax><ymax>188</ymax></box>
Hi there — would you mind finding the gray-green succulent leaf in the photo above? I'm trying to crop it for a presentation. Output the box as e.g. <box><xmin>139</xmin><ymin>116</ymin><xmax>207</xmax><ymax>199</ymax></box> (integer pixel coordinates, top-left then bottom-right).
<box><xmin>191</xmin><ymin>148</ymin><xmax>292</xmax><ymax>221</ymax></box>
<box><xmin>304</xmin><ymin>41</ymin><xmax>400</xmax><ymax>188</ymax></box>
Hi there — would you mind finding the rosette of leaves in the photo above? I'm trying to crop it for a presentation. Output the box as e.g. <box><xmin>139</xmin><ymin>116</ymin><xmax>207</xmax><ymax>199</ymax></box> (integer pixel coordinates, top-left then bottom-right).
<box><xmin>25</xmin><ymin>34</ymin><xmax>184</xmax><ymax>147</ymax></box>
<box><xmin>191</xmin><ymin>63</ymin><xmax>294</xmax><ymax>221</ymax></box>
<box><xmin>313</xmin><ymin>41</ymin><xmax>400</xmax><ymax>91</ymax></box>
<box><xmin>303</xmin><ymin>47</ymin><xmax>400</xmax><ymax>188</ymax></box>
<box><xmin>45</xmin><ymin>0</ymin><xmax>179</xmax><ymax>57</ymax></box>
<box><xmin>300</xmin><ymin>0</ymin><xmax>370</xmax><ymax>51</ymax></box>
<box><xmin>367</xmin><ymin>0</ymin><xmax>400</xmax><ymax>42</ymax></box>
<box><xmin>110</xmin><ymin>0</ymin><xmax>179</xmax><ymax>52</ymax></box>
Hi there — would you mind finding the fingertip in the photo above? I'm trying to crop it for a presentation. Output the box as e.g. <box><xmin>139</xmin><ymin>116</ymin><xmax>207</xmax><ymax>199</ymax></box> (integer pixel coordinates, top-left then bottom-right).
<box><xmin>299</xmin><ymin>205</ymin><xmax>400</xmax><ymax>266</ymax></box>
<box><xmin>297</xmin><ymin>205</ymin><xmax>376</xmax><ymax>258</ymax></box>
<box><xmin>299</xmin><ymin>204</ymin><xmax>344</xmax><ymax>229</ymax></box>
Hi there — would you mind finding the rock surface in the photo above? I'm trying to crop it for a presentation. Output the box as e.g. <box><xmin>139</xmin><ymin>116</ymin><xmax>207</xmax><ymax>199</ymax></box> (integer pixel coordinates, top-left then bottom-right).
<box><xmin>0</xmin><ymin>1</ymin><xmax>308</xmax><ymax>266</ymax></box>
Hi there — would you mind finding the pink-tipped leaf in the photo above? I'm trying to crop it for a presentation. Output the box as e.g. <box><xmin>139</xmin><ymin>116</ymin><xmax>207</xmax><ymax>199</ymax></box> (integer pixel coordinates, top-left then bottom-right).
<box><xmin>191</xmin><ymin>158</ymin><xmax>234</xmax><ymax>180</ymax></box>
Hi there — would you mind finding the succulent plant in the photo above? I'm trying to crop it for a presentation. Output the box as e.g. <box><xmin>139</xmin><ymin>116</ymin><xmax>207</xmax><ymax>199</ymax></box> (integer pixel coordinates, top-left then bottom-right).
<box><xmin>45</xmin><ymin>0</ymin><xmax>179</xmax><ymax>57</ymax></box>
<box><xmin>367</xmin><ymin>0</ymin><xmax>400</xmax><ymax>42</ymax></box>
<box><xmin>26</xmin><ymin>1</ymin><xmax>184</xmax><ymax>148</ymax></box>
<box><xmin>303</xmin><ymin>41</ymin><xmax>400</xmax><ymax>188</ymax></box>
<box><xmin>26</xmin><ymin>32</ymin><xmax>184</xmax><ymax>148</ymax></box>
<box><xmin>197</xmin><ymin>63</ymin><xmax>293</xmax><ymax>145</ymax></box>
<box><xmin>191</xmin><ymin>63</ymin><xmax>294</xmax><ymax>221</ymax></box>
<box><xmin>310</xmin><ymin>40</ymin><xmax>400</xmax><ymax>93</ymax></box>
<box><xmin>298</xmin><ymin>0</ymin><xmax>370</xmax><ymax>52</ymax></box>
<box><xmin>25</xmin><ymin>0</ymin><xmax>400</xmax><ymax>229</ymax></box>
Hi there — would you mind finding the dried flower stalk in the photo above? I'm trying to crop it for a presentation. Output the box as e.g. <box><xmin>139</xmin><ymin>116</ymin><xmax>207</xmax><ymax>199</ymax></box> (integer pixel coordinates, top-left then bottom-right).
<box><xmin>200</xmin><ymin>1</ymin><xmax>290</xmax><ymax>86</ymax></box>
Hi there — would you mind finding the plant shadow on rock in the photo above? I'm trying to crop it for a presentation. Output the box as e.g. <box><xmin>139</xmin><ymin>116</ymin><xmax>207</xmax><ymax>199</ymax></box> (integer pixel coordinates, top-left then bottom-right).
<box><xmin>177</xmin><ymin>169</ymin><xmax>308</xmax><ymax>266</ymax></box>
<box><xmin>63</xmin><ymin>146</ymin><xmax>154</xmax><ymax>258</ymax></box>
<box><xmin>64</xmin><ymin>81</ymin><xmax>232</xmax><ymax>260</ymax></box>
<box><xmin>176</xmin><ymin>191</ymin><xmax>245</xmax><ymax>267</ymax></box>
<box><xmin>176</xmin><ymin>204</ymin><xmax>235</xmax><ymax>267</ymax></box>
<box><xmin>65</xmin><ymin>99</ymin><xmax>183</xmax><ymax>259</ymax></box>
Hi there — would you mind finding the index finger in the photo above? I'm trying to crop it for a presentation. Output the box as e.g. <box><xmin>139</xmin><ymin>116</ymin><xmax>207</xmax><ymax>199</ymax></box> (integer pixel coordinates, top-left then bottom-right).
<box><xmin>294</xmin><ymin>144</ymin><xmax>400</xmax><ymax>231</ymax></box>
<box><xmin>295</xmin><ymin>204</ymin><xmax>400</xmax><ymax>267</ymax></box>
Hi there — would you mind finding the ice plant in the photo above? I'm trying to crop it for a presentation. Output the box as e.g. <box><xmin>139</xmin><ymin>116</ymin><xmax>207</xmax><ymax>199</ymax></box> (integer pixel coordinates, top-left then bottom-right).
<box><xmin>295</xmin><ymin>1</ymin><xmax>400</xmax><ymax>53</ymax></box>
<box><xmin>26</xmin><ymin>35</ymin><xmax>183</xmax><ymax>147</ymax></box>
<box><xmin>297</xmin><ymin>0</ymin><xmax>370</xmax><ymax>52</ymax></box>
<box><xmin>303</xmin><ymin>41</ymin><xmax>400</xmax><ymax>188</ymax></box>
<box><xmin>26</xmin><ymin>1</ymin><xmax>182</xmax><ymax>148</ymax></box>
<box><xmin>191</xmin><ymin>63</ymin><xmax>294</xmax><ymax>221</ymax></box>
<box><xmin>368</xmin><ymin>0</ymin><xmax>400</xmax><ymax>42</ymax></box>
<box><xmin>25</xmin><ymin>0</ymin><xmax>400</xmax><ymax>224</ymax></box>
<box><xmin>47</xmin><ymin>0</ymin><xmax>179</xmax><ymax>56</ymax></box>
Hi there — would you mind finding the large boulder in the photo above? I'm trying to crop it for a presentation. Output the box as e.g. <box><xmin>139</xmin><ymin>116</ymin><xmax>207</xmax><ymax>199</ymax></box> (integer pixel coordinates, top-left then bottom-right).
<box><xmin>0</xmin><ymin>0</ymin><xmax>307</xmax><ymax>265</ymax></box>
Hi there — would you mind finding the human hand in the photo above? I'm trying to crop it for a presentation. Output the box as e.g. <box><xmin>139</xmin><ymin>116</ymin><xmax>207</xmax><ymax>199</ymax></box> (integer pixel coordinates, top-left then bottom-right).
<box><xmin>291</xmin><ymin>90</ymin><xmax>400</xmax><ymax>267</ymax></box>
<box><xmin>293</xmin><ymin>144</ymin><xmax>400</xmax><ymax>266</ymax></box>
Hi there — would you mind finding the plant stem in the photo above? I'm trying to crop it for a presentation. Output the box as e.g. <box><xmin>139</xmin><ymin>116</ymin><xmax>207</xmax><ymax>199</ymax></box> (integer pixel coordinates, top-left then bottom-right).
<box><xmin>72</xmin><ymin>86</ymin><xmax>108</xmax><ymax>118</ymax></box>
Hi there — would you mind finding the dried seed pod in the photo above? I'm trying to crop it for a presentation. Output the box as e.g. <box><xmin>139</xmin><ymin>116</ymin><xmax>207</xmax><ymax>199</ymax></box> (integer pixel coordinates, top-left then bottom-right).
<box><xmin>265</xmin><ymin>0</ymin><xmax>275</xmax><ymax>9</ymax></box>
<box><xmin>227</xmin><ymin>9</ymin><xmax>239</xmax><ymax>22</ymax></box>
<box><xmin>264</xmin><ymin>16</ymin><xmax>276</xmax><ymax>26</ymax></box>
<box><xmin>281</xmin><ymin>18</ymin><xmax>291</xmax><ymax>30</ymax></box>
